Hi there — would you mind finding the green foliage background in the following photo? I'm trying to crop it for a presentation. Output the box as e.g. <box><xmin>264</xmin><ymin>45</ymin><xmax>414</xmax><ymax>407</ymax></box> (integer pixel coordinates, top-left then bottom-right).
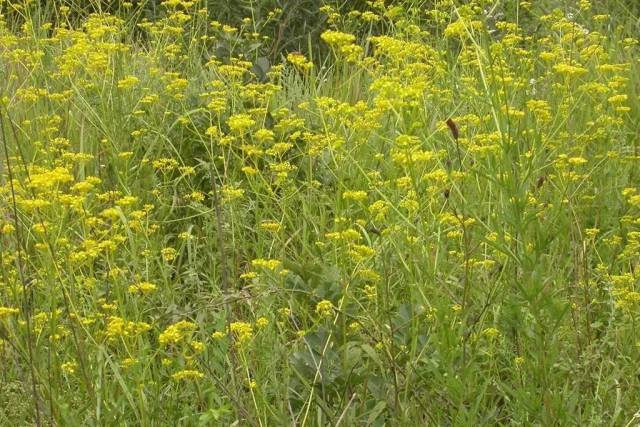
<box><xmin>1</xmin><ymin>0</ymin><xmax>640</xmax><ymax>425</ymax></box>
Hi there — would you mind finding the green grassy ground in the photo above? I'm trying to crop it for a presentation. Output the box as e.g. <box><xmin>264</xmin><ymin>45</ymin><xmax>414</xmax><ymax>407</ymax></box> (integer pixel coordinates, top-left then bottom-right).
<box><xmin>1</xmin><ymin>0</ymin><xmax>639</xmax><ymax>425</ymax></box>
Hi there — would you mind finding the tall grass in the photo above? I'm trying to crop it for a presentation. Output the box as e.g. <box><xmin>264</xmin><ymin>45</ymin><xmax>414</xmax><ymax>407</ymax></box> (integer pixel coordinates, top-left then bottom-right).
<box><xmin>1</xmin><ymin>0</ymin><xmax>639</xmax><ymax>425</ymax></box>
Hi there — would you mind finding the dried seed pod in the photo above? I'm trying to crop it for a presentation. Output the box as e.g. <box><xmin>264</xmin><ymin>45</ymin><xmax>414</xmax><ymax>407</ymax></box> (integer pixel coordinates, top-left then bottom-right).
<box><xmin>446</xmin><ymin>118</ymin><xmax>459</xmax><ymax>140</ymax></box>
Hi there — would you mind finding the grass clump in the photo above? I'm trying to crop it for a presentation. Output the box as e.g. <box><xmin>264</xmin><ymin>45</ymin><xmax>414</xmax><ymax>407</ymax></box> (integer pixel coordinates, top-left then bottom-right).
<box><xmin>1</xmin><ymin>0</ymin><xmax>639</xmax><ymax>425</ymax></box>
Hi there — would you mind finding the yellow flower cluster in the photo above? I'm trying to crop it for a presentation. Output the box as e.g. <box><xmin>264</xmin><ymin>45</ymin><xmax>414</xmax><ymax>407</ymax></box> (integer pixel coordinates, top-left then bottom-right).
<box><xmin>315</xmin><ymin>300</ymin><xmax>334</xmax><ymax>318</ymax></box>
<box><xmin>229</xmin><ymin>322</ymin><xmax>253</xmax><ymax>346</ymax></box>
<box><xmin>287</xmin><ymin>52</ymin><xmax>313</xmax><ymax>72</ymax></box>
<box><xmin>172</xmin><ymin>369</ymin><xmax>205</xmax><ymax>381</ymax></box>
<box><xmin>0</xmin><ymin>0</ymin><xmax>638</xmax><ymax>421</ymax></box>
<box><xmin>159</xmin><ymin>320</ymin><xmax>197</xmax><ymax>346</ymax></box>
<box><xmin>105</xmin><ymin>317</ymin><xmax>152</xmax><ymax>341</ymax></box>
<box><xmin>128</xmin><ymin>282</ymin><xmax>158</xmax><ymax>295</ymax></box>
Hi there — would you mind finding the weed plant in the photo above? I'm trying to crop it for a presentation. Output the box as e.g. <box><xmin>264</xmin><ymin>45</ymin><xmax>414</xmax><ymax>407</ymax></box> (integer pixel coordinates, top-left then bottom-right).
<box><xmin>0</xmin><ymin>0</ymin><xmax>639</xmax><ymax>425</ymax></box>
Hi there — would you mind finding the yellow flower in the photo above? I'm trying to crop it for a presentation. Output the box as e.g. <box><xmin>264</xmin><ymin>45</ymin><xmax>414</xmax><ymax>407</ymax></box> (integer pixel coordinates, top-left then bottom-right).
<box><xmin>221</xmin><ymin>185</ymin><xmax>245</xmax><ymax>201</ymax></box>
<box><xmin>128</xmin><ymin>282</ymin><xmax>157</xmax><ymax>295</ymax></box>
<box><xmin>105</xmin><ymin>317</ymin><xmax>151</xmax><ymax>341</ymax></box>
<box><xmin>117</xmin><ymin>76</ymin><xmax>139</xmax><ymax>90</ymax></box>
<box><xmin>171</xmin><ymin>369</ymin><xmax>204</xmax><ymax>381</ymax></box>
<box><xmin>358</xmin><ymin>269</ymin><xmax>381</xmax><ymax>283</ymax></box>
<box><xmin>116</xmin><ymin>196</ymin><xmax>138</xmax><ymax>207</ymax></box>
<box><xmin>159</xmin><ymin>320</ymin><xmax>196</xmax><ymax>346</ymax></box>
<box><xmin>242</xmin><ymin>166</ymin><xmax>258</xmax><ymax>175</ymax></box>
<box><xmin>348</xmin><ymin>244</ymin><xmax>376</xmax><ymax>261</ymax></box>
<box><xmin>191</xmin><ymin>341</ymin><xmax>205</xmax><ymax>353</ymax></box>
<box><xmin>325</xmin><ymin>228</ymin><xmax>361</xmax><ymax>243</ymax></box>
<box><xmin>227</xmin><ymin>113</ymin><xmax>256</xmax><ymax>133</ymax></box>
<box><xmin>278</xmin><ymin>308</ymin><xmax>291</xmax><ymax>318</ymax></box>
<box><xmin>553</xmin><ymin>63</ymin><xmax>588</xmax><ymax>77</ymax></box>
<box><xmin>369</xmin><ymin>200</ymin><xmax>389</xmax><ymax>221</ymax></box>
<box><xmin>315</xmin><ymin>300</ymin><xmax>334</xmax><ymax>318</ymax></box>
<box><xmin>482</xmin><ymin>328</ymin><xmax>500</xmax><ymax>339</ymax></box>
<box><xmin>526</xmin><ymin>99</ymin><xmax>552</xmax><ymax>122</ymax></box>
<box><xmin>186</xmin><ymin>191</ymin><xmax>205</xmax><ymax>203</ymax></box>
<box><xmin>121</xmin><ymin>358</ymin><xmax>138</xmax><ymax>369</ymax></box>
<box><xmin>256</xmin><ymin>317</ymin><xmax>269</xmax><ymax>329</ymax></box>
<box><xmin>254</xmin><ymin>128</ymin><xmax>275</xmax><ymax>143</ymax></box>
<box><xmin>321</xmin><ymin>30</ymin><xmax>356</xmax><ymax>47</ymax></box>
<box><xmin>287</xmin><ymin>52</ymin><xmax>313</xmax><ymax>72</ymax></box>
<box><xmin>608</xmin><ymin>94</ymin><xmax>628</xmax><ymax>104</ymax></box>
<box><xmin>230</xmin><ymin>321</ymin><xmax>254</xmax><ymax>345</ymax></box>
<box><xmin>1</xmin><ymin>224</ymin><xmax>16</xmax><ymax>234</ymax></box>
<box><xmin>152</xmin><ymin>158</ymin><xmax>179</xmax><ymax>172</ymax></box>
<box><xmin>161</xmin><ymin>247</ymin><xmax>178</xmax><ymax>262</ymax></box>
<box><xmin>259</xmin><ymin>220</ymin><xmax>282</xmax><ymax>232</ymax></box>
<box><xmin>101</xmin><ymin>208</ymin><xmax>120</xmax><ymax>220</ymax></box>
<box><xmin>349</xmin><ymin>322</ymin><xmax>362</xmax><ymax>333</ymax></box>
<box><xmin>61</xmin><ymin>361</ymin><xmax>78</xmax><ymax>375</ymax></box>
<box><xmin>342</xmin><ymin>190</ymin><xmax>368</xmax><ymax>202</ymax></box>
<box><xmin>212</xmin><ymin>331</ymin><xmax>226</xmax><ymax>340</ymax></box>
<box><xmin>0</xmin><ymin>307</ymin><xmax>20</xmax><ymax>318</ymax></box>
<box><xmin>251</xmin><ymin>258</ymin><xmax>282</xmax><ymax>270</ymax></box>
<box><xmin>444</xmin><ymin>19</ymin><xmax>483</xmax><ymax>39</ymax></box>
<box><xmin>28</xmin><ymin>167</ymin><xmax>74</xmax><ymax>191</ymax></box>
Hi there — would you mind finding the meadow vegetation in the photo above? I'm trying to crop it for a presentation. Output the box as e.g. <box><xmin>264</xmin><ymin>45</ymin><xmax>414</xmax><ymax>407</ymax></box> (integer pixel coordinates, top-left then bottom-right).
<box><xmin>1</xmin><ymin>0</ymin><xmax>639</xmax><ymax>425</ymax></box>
